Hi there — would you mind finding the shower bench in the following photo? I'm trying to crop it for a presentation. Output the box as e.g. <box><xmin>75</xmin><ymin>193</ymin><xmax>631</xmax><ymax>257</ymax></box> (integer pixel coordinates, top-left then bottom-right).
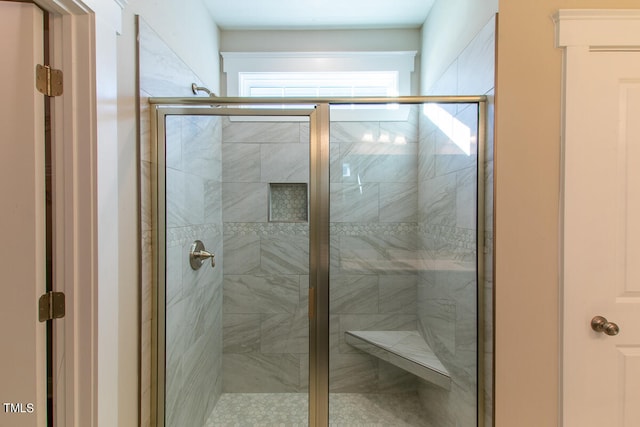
<box><xmin>345</xmin><ymin>330</ymin><xmax>451</xmax><ymax>390</ymax></box>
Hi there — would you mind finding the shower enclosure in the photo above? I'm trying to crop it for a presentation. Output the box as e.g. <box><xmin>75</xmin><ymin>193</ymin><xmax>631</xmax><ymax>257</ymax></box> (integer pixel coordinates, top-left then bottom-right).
<box><xmin>150</xmin><ymin>96</ymin><xmax>486</xmax><ymax>427</ymax></box>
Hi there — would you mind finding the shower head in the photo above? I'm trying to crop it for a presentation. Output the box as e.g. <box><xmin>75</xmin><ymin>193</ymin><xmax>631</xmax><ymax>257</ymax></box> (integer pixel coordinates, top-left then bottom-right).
<box><xmin>191</xmin><ymin>83</ymin><xmax>216</xmax><ymax>97</ymax></box>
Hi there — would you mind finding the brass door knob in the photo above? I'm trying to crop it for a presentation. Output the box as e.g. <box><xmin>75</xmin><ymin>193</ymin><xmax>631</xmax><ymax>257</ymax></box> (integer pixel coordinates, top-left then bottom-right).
<box><xmin>591</xmin><ymin>315</ymin><xmax>620</xmax><ymax>336</ymax></box>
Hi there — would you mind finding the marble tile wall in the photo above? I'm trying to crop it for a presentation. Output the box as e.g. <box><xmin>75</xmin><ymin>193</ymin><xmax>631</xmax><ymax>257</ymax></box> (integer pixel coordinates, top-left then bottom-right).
<box><xmin>418</xmin><ymin>15</ymin><xmax>496</xmax><ymax>427</ymax></box>
<box><xmin>329</xmin><ymin>106</ymin><xmax>421</xmax><ymax>393</ymax></box>
<box><xmin>138</xmin><ymin>18</ymin><xmax>223</xmax><ymax>427</ymax></box>
<box><xmin>220</xmin><ymin>117</ymin><xmax>311</xmax><ymax>393</ymax></box>
<box><xmin>164</xmin><ymin>115</ymin><xmax>223</xmax><ymax>427</ymax></box>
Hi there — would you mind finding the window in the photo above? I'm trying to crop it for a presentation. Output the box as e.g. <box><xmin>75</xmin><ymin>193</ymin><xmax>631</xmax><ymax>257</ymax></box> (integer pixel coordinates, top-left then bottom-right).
<box><xmin>239</xmin><ymin>71</ymin><xmax>399</xmax><ymax>98</ymax></box>
<box><xmin>221</xmin><ymin>51</ymin><xmax>416</xmax><ymax>120</ymax></box>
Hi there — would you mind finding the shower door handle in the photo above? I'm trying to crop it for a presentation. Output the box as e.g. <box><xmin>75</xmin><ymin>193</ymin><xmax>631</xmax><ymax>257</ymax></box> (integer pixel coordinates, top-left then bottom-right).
<box><xmin>189</xmin><ymin>240</ymin><xmax>216</xmax><ymax>270</ymax></box>
<box><xmin>591</xmin><ymin>315</ymin><xmax>620</xmax><ymax>336</ymax></box>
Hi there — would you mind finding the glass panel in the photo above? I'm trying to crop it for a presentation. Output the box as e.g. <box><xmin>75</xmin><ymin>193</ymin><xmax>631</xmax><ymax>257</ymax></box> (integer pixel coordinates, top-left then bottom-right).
<box><xmin>162</xmin><ymin>111</ymin><xmax>311</xmax><ymax>426</ymax></box>
<box><xmin>328</xmin><ymin>103</ymin><xmax>479</xmax><ymax>426</ymax></box>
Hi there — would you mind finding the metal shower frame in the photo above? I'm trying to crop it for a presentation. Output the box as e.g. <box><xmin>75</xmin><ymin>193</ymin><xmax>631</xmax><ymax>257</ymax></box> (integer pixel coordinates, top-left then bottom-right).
<box><xmin>148</xmin><ymin>95</ymin><xmax>488</xmax><ymax>427</ymax></box>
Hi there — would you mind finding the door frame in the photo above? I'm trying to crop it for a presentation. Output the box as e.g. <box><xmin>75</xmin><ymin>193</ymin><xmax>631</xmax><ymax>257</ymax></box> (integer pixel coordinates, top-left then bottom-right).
<box><xmin>33</xmin><ymin>0</ymin><xmax>123</xmax><ymax>425</ymax></box>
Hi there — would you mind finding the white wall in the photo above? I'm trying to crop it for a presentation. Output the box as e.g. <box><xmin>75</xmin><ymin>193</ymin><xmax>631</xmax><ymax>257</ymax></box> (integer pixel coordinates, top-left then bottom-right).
<box><xmin>420</xmin><ymin>0</ymin><xmax>498</xmax><ymax>93</ymax></box>
<box><xmin>221</xmin><ymin>29</ymin><xmax>421</xmax><ymax>94</ymax></box>
<box><xmin>116</xmin><ymin>0</ymin><xmax>220</xmax><ymax>425</ymax></box>
<box><xmin>221</xmin><ymin>28</ymin><xmax>420</xmax><ymax>52</ymax></box>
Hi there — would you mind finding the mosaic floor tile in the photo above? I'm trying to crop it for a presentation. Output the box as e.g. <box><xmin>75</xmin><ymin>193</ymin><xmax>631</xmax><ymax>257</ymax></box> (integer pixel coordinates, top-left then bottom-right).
<box><xmin>204</xmin><ymin>392</ymin><xmax>433</xmax><ymax>427</ymax></box>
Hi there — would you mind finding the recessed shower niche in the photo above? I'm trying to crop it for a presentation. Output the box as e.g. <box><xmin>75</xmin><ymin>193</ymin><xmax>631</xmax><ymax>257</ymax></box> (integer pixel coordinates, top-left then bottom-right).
<box><xmin>269</xmin><ymin>183</ymin><xmax>308</xmax><ymax>222</ymax></box>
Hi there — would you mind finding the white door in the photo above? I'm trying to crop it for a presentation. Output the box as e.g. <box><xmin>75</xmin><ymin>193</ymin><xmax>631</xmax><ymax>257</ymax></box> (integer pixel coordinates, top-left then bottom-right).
<box><xmin>0</xmin><ymin>2</ymin><xmax>48</xmax><ymax>426</ymax></box>
<box><xmin>558</xmin><ymin>10</ymin><xmax>640</xmax><ymax>427</ymax></box>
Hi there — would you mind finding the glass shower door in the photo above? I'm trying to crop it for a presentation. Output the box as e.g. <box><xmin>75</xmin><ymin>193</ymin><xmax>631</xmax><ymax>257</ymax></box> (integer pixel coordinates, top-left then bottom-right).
<box><xmin>327</xmin><ymin>102</ymin><xmax>482</xmax><ymax>426</ymax></box>
<box><xmin>156</xmin><ymin>107</ymin><xmax>315</xmax><ymax>427</ymax></box>
<box><xmin>152</xmin><ymin>98</ymin><xmax>486</xmax><ymax>427</ymax></box>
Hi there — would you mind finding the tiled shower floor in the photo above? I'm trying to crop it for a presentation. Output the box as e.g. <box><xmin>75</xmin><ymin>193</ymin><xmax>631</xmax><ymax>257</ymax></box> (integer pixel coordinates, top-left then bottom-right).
<box><xmin>204</xmin><ymin>392</ymin><xmax>433</xmax><ymax>427</ymax></box>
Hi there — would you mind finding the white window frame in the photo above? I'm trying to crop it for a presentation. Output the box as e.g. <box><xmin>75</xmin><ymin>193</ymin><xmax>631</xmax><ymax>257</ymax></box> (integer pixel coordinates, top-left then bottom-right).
<box><xmin>221</xmin><ymin>51</ymin><xmax>416</xmax><ymax>121</ymax></box>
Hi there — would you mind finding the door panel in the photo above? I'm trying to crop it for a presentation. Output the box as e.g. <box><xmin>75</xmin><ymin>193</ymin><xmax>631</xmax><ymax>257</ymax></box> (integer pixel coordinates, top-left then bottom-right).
<box><xmin>562</xmin><ymin>49</ymin><xmax>640</xmax><ymax>426</ymax></box>
<box><xmin>327</xmin><ymin>103</ymin><xmax>481</xmax><ymax>426</ymax></box>
<box><xmin>0</xmin><ymin>2</ymin><xmax>47</xmax><ymax>426</ymax></box>
<box><xmin>157</xmin><ymin>109</ymin><xmax>313</xmax><ymax>426</ymax></box>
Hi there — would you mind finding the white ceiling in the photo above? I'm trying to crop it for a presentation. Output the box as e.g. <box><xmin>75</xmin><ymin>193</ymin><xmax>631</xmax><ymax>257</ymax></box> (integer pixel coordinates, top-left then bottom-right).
<box><xmin>204</xmin><ymin>0</ymin><xmax>436</xmax><ymax>30</ymax></box>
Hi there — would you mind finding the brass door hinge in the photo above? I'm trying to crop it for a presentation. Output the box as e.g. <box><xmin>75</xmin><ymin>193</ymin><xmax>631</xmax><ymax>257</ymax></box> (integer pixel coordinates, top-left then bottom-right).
<box><xmin>39</xmin><ymin>292</ymin><xmax>65</xmax><ymax>322</ymax></box>
<box><xmin>35</xmin><ymin>64</ymin><xmax>63</xmax><ymax>97</ymax></box>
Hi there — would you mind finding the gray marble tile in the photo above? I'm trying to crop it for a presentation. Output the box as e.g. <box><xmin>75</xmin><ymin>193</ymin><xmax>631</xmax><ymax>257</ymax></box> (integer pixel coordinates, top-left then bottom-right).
<box><xmin>223</xmin><ymin>274</ymin><xmax>299</xmax><ymax>314</ymax></box>
<box><xmin>330</xmin><ymin>142</ymin><xmax>342</xmax><ymax>183</ymax></box>
<box><xmin>377</xmin><ymin>360</ymin><xmax>418</xmax><ymax>393</ymax></box>
<box><xmin>339</xmin><ymin>141</ymin><xmax>418</xmax><ymax>184</ymax></box>
<box><xmin>166</xmin><ymin>297</ymin><xmax>190</xmax><ymax>376</ymax></box>
<box><xmin>422</xmin><ymin>298</ymin><xmax>457</xmax><ymax>356</ymax></box>
<box><xmin>425</xmin><ymin>59</ymin><xmax>458</xmax><ymax>99</ymax></box>
<box><xmin>330</xmin><ymin>183</ymin><xmax>379</xmax><ymax>223</ymax></box>
<box><xmin>170</xmin><ymin>333</ymin><xmax>219</xmax><ymax>427</ymax></box>
<box><xmin>418</xmin><ymin>130</ymin><xmax>437</xmax><ymax>184</ymax></box>
<box><xmin>165</xmin><ymin>115</ymin><xmax>182</xmax><ymax>170</ymax></box>
<box><xmin>378</xmin><ymin>275</ymin><xmax>417</xmax><ymax>314</ymax></box>
<box><xmin>379</xmin><ymin>111</ymin><xmax>419</xmax><ymax>144</ymax></box>
<box><xmin>166</xmin><ymin>168</ymin><xmax>186</xmax><ymax>228</ymax></box>
<box><xmin>184</xmin><ymin>173</ymin><xmax>207</xmax><ymax>225</ymax></box>
<box><xmin>166</xmin><ymin>168</ymin><xmax>207</xmax><ymax>227</ymax></box>
<box><xmin>164</xmin><ymin>357</ymin><xmax>184</xmax><ymax>427</ymax></box>
<box><xmin>299</xmin><ymin>121</ymin><xmax>310</xmax><ymax>144</ymax></box>
<box><xmin>165</xmin><ymin>244</ymin><xmax>183</xmax><ymax>308</ymax></box>
<box><xmin>182</xmin><ymin>115</ymin><xmax>221</xmax><ymax>181</ymax></box>
<box><xmin>330</xmin><ymin>121</ymin><xmax>379</xmax><ymax>143</ymax></box>
<box><xmin>458</xmin><ymin>15</ymin><xmax>496</xmax><ymax>96</ymax></box>
<box><xmin>260</xmin><ymin>234</ymin><xmax>309</xmax><ymax>274</ymax></box>
<box><xmin>338</xmin><ymin>234</ymin><xmax>419</xmax><ymax>275</ymax></box>
<box><xmin>453</xmin><ymin>277</ymin><xmax>477</xmax><ymax>354</ymax></box>
<box><xmin>223</xmin><ymin>313</ymin><xmax>261</xmax><ymax>353</ymax></box>
<box><xmin>261</xmin><ymin>143</ymin><xmax>309</xmax><ymax>183</ymax></box>
<box><xmin>379</xmin><ymin>182</ymin><xmax>418</xmax><ymax>223</ymax></box>
<box><xmin>204</xmin><ymin>180</ymin><xmax>222</xmax><ymax>225</ymax></box>
<box><xmin>330</xmin><ymin>275</ymin><xmax>379</xmax><ymax>314</ymax></box>
<box><xmin>299</xmin><ymin>355</ymin><xmax>309</xmax><ymax>392</ymax></box>
<box><xmin>222</xmin><ymin>119</ymin><xmax>301</xmax><ymax>143</ymax></box>
<box><xmin>222</xmin><ymin>234</ymin><xmax>260</xmax><ymax>274</ymax></box>
<box><xmin>434</xmin><ymin>134</ymin><xmax>476</xmax><ymax>178</ymax></box>
<box><xmin>138</xmin><ymin>19</ymin><xmax>205</xmax><ymax>98</ymax></box>
<box><xmin>329</xmin><ymin>353</ymin><xmax>377</xmax><ymax>393</ymax></box>
<box><xmin>222</xmin><ymin>353</ymin><xmax>300</xmax><ymax>392</ymax></box>
<box><xmin>370</xmin><ymin>144</ymin><xmax>418</xmax><ymax>184</ymax></box>
<box><xmin>222</xmin><ymin>182</ymin><xmax>267</xmax><ymax>222</ymax></box>
<box><xmin>222</xmin><ymin>143</ymin><xmax>261</xmax><ymax>182</ymax></box>
<box><xmin>338</xmin><ymin>142</ymin><xmax>377</xmax><ymax>185</ymax></box>
<box><xmin>261</xmin><ymin>312</ymin><xmax>309</xmax><ymax>354</ymax></box>
<box><xmin>456</xmin><ymin>166</ymin><xmax>477</xmax><ymax>230</ymax></box>
<box><xmin>418</xmin><ymin>380</ymin><xmax>457</xmax><ymax>427</ymax></box>
<box><xmin>420</xmin><ymin>172</ymin><xmax>457</xmax><ymax>227</ymax></box>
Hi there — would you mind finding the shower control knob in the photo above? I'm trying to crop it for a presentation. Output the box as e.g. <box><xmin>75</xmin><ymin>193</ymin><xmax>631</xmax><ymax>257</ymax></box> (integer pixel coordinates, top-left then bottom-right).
<box><xmin>189</xmin><ymin>240</ymin><xmax>216</xmax><ymax>270</ymax></box>
<box><xmin>591</xmin><ymin>315</ymin><xmax>620</xmax><ymax>336</ymax></box>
